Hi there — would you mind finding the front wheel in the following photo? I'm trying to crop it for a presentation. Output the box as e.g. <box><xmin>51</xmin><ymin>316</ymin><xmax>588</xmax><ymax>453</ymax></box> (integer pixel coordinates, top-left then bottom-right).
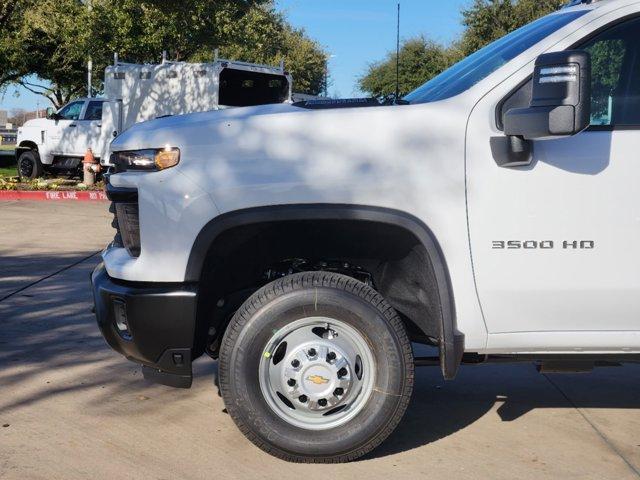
<box><xmin>17</xmin><ymin>150</ymin><xmax>43</xmax><ymax>180</ymax></box>
<box><xmin>218</xmin><ymin>272</ymin><xmax>414</xmax><ymax>463</ymax></box>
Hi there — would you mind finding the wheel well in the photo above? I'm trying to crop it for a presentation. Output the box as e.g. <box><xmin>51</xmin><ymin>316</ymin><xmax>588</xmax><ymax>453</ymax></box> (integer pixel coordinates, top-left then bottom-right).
<box><xmin>17</xmin><ymin>141</ymin><xmax>38</xmax><ymax>155</ymax></box>
<box><xmin>190</xmin><ymin>205</ymin><xmax>463</xmax><ymax>378</ymax></box>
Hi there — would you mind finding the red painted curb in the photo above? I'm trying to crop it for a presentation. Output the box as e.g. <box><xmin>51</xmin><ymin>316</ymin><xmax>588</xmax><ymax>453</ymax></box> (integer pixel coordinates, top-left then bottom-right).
<box><xmin>0</xmin><ymin>190</ymin><xmax>108</xmax><ymax>201</ymax></box>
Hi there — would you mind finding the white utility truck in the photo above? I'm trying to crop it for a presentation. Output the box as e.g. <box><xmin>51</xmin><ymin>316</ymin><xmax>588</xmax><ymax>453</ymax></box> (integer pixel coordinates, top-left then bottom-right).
<box><xmin>15</xmin><ymin>58</ymin><xmax>292</xmax><ymax>179</ymax></box>
<box><xmin>92</xmin><ymin>0</ymin><xmax>640</xmax><ymax>463</ymax></box>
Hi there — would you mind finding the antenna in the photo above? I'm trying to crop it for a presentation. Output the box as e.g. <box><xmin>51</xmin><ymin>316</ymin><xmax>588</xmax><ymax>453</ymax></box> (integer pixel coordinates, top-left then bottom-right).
<box><xmin>395</xmin><ymin>3</ymin><xmax>400</xmax><ymax>102</ymax></box>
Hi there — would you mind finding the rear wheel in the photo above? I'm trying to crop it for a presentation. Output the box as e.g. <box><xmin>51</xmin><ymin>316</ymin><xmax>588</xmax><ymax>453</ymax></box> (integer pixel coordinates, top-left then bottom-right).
<box><xmin>17</xmin><ymin>150</ymin><xmax>43</xmax><ymax>180</ymax></box>
<box><xmin>218</xmin><ymin>272</ymin><xmax>414</xmax><ymax>463</ymax></box>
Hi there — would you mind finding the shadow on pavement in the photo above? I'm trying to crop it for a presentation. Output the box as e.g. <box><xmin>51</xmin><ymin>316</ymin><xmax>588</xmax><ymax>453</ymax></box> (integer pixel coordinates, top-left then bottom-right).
<box><xmin>1</xmin><ymin>254</ymin><xmax>639</xmax><ymax>461</ymax></box>
<box><xmin>371</xmin><ymin>355</ymin><xmax>640</xmax><ymax>459</ymax></box>
<box><xmin>0</xmin><ymin>249</ymin><xmax>101</xmax><ymax>299</ymax></box>
<box><xmin>0</xmin><ymin>257</ymin><xmax>218</xmax><ymax>417</ymax></box>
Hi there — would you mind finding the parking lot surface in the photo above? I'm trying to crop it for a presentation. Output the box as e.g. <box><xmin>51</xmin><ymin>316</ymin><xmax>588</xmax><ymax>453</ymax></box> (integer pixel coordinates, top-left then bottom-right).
<box><xmin>1</xmin><ymin>201</ymin><xmax>639</xmax><ymax>480</ymax></box>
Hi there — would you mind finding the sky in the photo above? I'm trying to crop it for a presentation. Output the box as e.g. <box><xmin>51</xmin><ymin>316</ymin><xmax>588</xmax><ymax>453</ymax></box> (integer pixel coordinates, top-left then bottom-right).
<box><xmin>0</xmin><ymin>0</ymin><xmax>469</xmax><ymax>112</ymax></box>
<box><xmin>277</xmin><ymin>0</ymin><xmax>468</xmax><ymax>97</ymax></box>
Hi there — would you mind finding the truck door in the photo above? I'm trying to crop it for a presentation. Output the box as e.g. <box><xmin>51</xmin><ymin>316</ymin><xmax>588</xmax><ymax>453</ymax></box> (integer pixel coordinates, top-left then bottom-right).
<box><xmin>466</xmin><ymin>17</ymin><xmax>640</xmax><ymax>345</ymax></box>
<box><xmin>48</xmin><ymin>100</ymin><xmax>85</xmax><ymax>156</ymax></box>
<box><xmin>81</xmin><ymin>100</ymin><xmax>105</xmax><ymax>156</ymax></box>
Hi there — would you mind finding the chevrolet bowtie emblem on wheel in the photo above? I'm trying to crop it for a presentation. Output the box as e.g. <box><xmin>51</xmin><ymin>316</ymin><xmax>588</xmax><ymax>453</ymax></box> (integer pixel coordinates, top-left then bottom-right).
<box><xmin>306</xmin><ymin>375</ymin><xmax>330</xmax><ymax>385</ymax></box>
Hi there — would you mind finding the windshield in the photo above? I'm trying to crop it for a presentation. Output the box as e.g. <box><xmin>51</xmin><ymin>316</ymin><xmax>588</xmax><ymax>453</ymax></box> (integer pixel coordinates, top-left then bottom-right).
<box><xmin>403</xmin><ymin>11</ymin><xmax>587</xmax><ymax>104</ymax></box>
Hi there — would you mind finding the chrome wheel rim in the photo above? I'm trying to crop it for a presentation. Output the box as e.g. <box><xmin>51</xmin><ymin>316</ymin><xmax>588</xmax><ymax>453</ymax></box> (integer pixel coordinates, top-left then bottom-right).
<box><xmin>258</xmin><ymin>317</ymin><xmax>375</xmax><ymax>430</ymax></box>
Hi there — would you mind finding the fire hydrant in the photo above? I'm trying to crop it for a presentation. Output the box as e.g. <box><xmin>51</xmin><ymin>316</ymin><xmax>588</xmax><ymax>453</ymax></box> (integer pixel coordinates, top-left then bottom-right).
<box><xmin>82</xmin><ymin>148</ymin><xmax>101</xmax><ymax>186</ymax></box>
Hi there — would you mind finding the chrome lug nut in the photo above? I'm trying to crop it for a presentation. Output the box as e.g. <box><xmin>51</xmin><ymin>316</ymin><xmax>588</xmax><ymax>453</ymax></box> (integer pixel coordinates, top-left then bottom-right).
<box><xmin>338</xmin><ymin>367</ymin><xmax>348</xmax><ymax>378</ymax></box>
<box><xmin>326</xmin><ymin>351</ymin><xmax>336</xmax><ymax>362</ymax></box>
<box><xmin>298</xmin><ymin>395</ymin><xmax>308</xmax><ymax>403</ymax></box>
<box><xmin>287</xmin><ymin>378</ymin><xmax>296</xmax><ymax>387</ymax></box>
<box><xmin>334</xmin><ymin>387</ymin><xmax>344</xmax><ymax>396</ymax></box>
<box><xmin>291</xmin><ymin>359</ymin><xmax>300</xmax><ymax>368</ymax></box>
<box><xmin>318</xmin><ymin>398</ymin><xmax>328</xmax><ymax>407</ymax></box>
<box><xmin>307</xmin><ymin>348</ymin><xmax>317</xmax><ymax>357</ymax></box>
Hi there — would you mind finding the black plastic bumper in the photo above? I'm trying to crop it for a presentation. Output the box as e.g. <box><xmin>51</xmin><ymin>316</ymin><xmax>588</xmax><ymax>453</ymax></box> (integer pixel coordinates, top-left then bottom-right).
<box><xmin>91</xmin><ymin>263</ymin><xmax>198</xmax><ymax>388</ymax></box>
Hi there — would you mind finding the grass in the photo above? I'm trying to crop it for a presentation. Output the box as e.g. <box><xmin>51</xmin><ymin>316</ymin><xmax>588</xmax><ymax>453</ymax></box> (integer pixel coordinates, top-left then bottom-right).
<box><xmin>0</xmin><ymin>165</ymin><xmax>17</xmax><ymax>177</ymax></box>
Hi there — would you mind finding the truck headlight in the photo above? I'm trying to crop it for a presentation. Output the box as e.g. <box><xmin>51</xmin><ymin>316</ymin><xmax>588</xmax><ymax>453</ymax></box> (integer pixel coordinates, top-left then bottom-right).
<box><xmin>111</xmin><ymin>147</ymin><xmax>180</xmax><ymax>172</ymax></box>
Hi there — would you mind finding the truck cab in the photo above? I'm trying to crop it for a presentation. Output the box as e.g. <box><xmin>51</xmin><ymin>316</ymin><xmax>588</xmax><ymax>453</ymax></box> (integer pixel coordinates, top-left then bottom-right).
<box><xmin>91</xmin><ymin>0</ymin><xmax>640</xmax><ymax>464</ymax></box>
<box><xmin>16</xmin><ymin>98</ymin><xmax>106</xmax><ymax>179</ymax></box>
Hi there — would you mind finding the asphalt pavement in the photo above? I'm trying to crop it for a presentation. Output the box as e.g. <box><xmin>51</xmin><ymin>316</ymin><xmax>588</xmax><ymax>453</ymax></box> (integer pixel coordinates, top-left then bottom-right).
<box><xmin>1</xmin><ymin>200</ymin><xmax>639</xmax><ymax>480</ymax></box>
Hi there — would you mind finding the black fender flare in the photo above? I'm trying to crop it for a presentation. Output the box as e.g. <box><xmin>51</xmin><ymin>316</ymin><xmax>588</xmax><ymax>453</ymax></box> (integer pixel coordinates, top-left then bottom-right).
<box><xmin>186</xmin><ymin>204</ymin><xmax>464</xmax><ymax>379</ymax></box>
<box><xmin>16</xmin><ymin>142</ymin><xmax>38</xmax><ymax>157</ymax></box>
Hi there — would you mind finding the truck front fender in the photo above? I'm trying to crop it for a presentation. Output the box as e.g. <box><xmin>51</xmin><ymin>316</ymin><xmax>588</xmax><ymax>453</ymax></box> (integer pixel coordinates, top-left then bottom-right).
<box><xmin>187</xmin><ymin>204</ymin><xmax>465</xmax><ymax>379</ymax></box>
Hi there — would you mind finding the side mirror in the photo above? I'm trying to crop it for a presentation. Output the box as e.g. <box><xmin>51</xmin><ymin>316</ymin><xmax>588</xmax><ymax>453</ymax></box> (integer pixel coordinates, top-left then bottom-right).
<box><xmin>46</xmin><ymin>107</ymin><xmax>56</xmax><ymax>120</ymax></box>
<box><xmin>504</xmin><ymin>50</ymin><xmax>591</xmax><ymax>140</ymax></box>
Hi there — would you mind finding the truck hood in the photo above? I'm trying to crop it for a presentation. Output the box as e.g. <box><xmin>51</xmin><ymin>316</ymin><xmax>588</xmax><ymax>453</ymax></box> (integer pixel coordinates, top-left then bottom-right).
<box><xmin>110</xmin><ymin>99</ymin><xmax>471</xmax><ymax>214</ymax></box>
<box><xmin>111</xmin><ymin>99</ymin><xmax>471</xmax><ymax>161</ymax></box>
<box><xmin>112</xmin><ymin>100</ymin><xmax>385</xmax><ymax>141</ymax></box>
<box><xmin>112</xmin><ymin>99</ymin><xmax>404</xmax><ymax>150</ymax></box>
<box><xmin>112</xmin><ymin>103</ymin><xmax>304</xmax><ymax>144</ymax></box>
<box><xmin>21</xmin><ymin>118</ymin><xmax>56</xmax><ymax>129</ymax></box>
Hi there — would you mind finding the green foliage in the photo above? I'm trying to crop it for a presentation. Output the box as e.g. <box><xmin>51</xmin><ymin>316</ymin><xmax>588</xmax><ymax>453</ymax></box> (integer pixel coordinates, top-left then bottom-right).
<box><xmin>275</xmin><ymin>26</ymin><xmax>327</xmax><ymax>96</ymax></box>
<box><xmin>8</xmin><ymin>0</ymin><xmax>91</xmax><ymax>107</ymax></box>
<box><xmin>585</xmin><ymin>40</ymin><xmax>625</xmax><ymax>121</ymax></box>
<box><xmin>359</xmin><ymin>0</ymin><xmax>563</xmax><ymax>100</ymax></box>
<box><xmin>359</xmin><ymin>37</ymin><xmax>458</xmax><ymax>101</ymax></box>
<box><xmin>0</xmin><ymin>0</ymin><xmax>34</xmax><ymax>86</ymax></box>
<box><xmin>0</xmin><ymin>166</ymin><xmax>18</xmax><ymax>180</ymax></box>
<box><xmin>0</xmin><ymin>0</ymin><xmax>327</xmax><ymax>108</ymax></box>
<box><xmin>460</xmin><ymin>0</ymin><xmax>564</xmax><ymax>55</ymax></box>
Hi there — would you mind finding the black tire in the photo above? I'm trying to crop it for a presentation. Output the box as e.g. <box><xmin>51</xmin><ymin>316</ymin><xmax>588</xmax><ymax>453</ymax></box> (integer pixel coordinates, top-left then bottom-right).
<box><xmin>17</xmin><ymin>150</ymin><xmax>43</xmax><ymax>180</ymax></box>
<box><xmin>219</xmin><ymin>271</ymin><xmax>414</xmax><ymax>463</ymax></box>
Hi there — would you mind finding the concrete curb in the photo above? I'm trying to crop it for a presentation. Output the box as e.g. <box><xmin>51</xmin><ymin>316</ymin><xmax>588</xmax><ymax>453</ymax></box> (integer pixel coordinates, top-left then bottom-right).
<box><xmin>0</xmin><ymin>190</ymin><xmax>108</xmax><ymax>201</ymax></box>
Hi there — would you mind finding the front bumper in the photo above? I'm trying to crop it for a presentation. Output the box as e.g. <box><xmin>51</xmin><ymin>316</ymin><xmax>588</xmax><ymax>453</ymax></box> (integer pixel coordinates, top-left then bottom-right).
<box><xmin>91</xmin><ymin>262</ymin><xmax>198</xmax><ymax>388</ymax></box>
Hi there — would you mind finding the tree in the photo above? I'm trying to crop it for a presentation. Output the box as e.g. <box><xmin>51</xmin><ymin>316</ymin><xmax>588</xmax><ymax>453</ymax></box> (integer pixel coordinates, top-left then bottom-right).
<box><xmin>0</xmin><ymin>0</ymin><xmax>35</xmax><ymax>86</ymax></box>
<box><xmin>8</xmin><ymin>108</ymin><xmax>27</xmax><ymax>126</ymax></box>
<box><xmin>0</xmin><ymin>0</ymin><xmax>327</xmax><ymax>108</ymax></box>
<box><xmin>359</xmin><ymin>0</ymin><xmax>564</xmax><ymax>100</ymax></box>
<box><xmin>0</xmin><ymin>0</ymin><xmax>18</xmax><ymax>30</ymax></box>
<box><xmin>459</xmin><ymin>0</ymin><xmax>564</xmax><ymax>55</ymax></box>
<box><xmin>585</xmin><ymin>39</ymin><xmax>625</xmax><ymax>121</ymax></box>
<box><xmin>358</xmin><ymin>37</ymin><xmax>456</xmax><ymax>101</ymax></box>
<box><xmin>4</xmin><ymin>0</ymin><xmax>92</xmax><ymax>108</ymax></box>
<box><xmin>194</xmin><ymin>7</ymin><xmax>327</xmax><ymax>94</ymax></box>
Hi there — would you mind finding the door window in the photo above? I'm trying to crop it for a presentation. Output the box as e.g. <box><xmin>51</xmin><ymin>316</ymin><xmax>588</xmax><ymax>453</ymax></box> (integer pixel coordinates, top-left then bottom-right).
<box><xmin>582</xmin><ymin>17</ymin><xmax>640</xmax><ymax>126</ymax></box>
<box><xmin>57</xmin><ymin>101</ymin><xmax>84</xmax><ymax>120</ymax></box>
<box><xmin>84</xmin><ymin>101</ymin><xmax>104</xmax><ymax>120</ymax></box>
<box><xmin>498</xmin><ymin>17</ymin><xmax>640</xmax><ymax>129</ymax></box>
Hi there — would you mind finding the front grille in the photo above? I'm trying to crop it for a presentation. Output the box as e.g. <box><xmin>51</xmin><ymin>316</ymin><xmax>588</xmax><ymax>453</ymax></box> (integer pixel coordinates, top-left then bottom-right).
<box><xmin>109</xmin><ymin>202</ymin><xmax>124</xmax><ymax>248</ymax></box>
<box><xmin>106</xmin><ymin>185</ymin><xmax>141</xmax><ymax>257</ymax></box>
<box><xmin>114</xmin><ymin>203</ymin><xmax>141</xmax><ymax>257</ymax></box>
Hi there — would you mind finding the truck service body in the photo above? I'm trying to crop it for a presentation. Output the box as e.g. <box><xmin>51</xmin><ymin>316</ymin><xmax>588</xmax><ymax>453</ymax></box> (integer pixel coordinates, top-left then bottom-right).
<box><xmin>92</xmin><ymin>0</ymin><xmax>640</xmax><ymax>462</ymax></box>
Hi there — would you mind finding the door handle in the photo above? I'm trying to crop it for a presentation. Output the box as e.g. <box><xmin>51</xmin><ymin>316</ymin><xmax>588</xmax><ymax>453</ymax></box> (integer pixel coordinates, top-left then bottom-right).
<box><xmin>69</xmin><ymin>124</ymin><xmax>77</xmax><ymax>127</ymax></box>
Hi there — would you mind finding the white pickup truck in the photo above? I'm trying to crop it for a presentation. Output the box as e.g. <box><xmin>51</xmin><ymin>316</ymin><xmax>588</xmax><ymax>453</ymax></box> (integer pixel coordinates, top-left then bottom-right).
<box><xmin>91</xmin><ymin>0</ymin><xmax>640</xmax><ymax>463</ymax></box>
<box><xmin>15</xmin><ymin>59</ymin><xmax>293</xmax><ymax>179</ymax></box>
